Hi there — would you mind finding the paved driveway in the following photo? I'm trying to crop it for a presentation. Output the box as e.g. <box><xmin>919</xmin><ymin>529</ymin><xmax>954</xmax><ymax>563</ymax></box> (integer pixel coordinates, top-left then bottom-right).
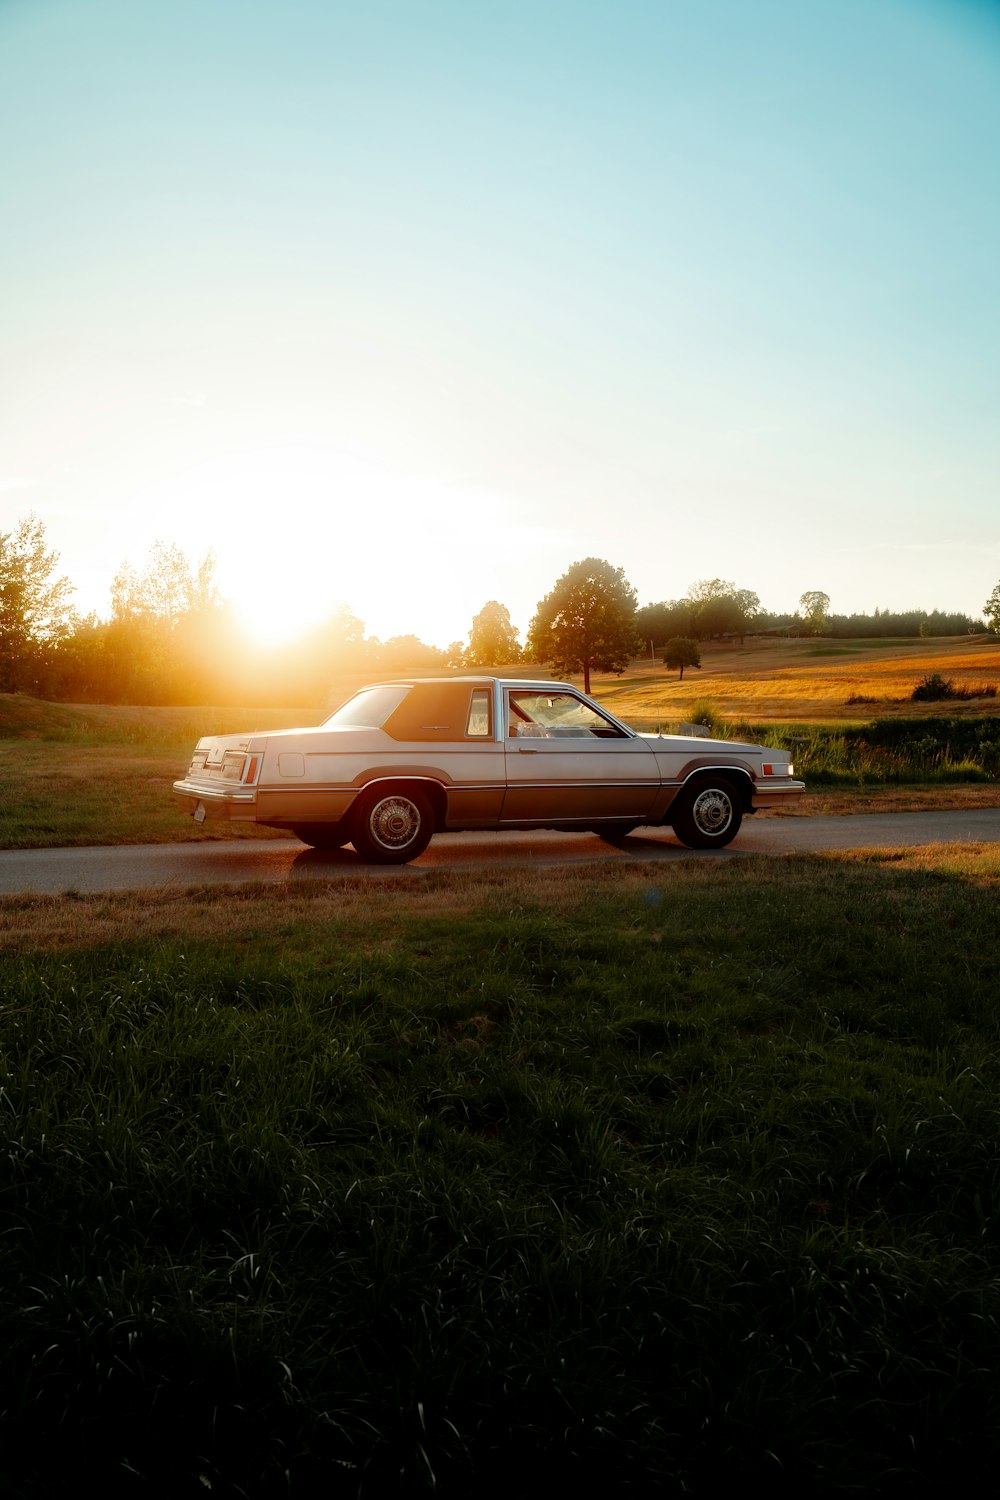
<box><xmin>1</xmin><ymin>808</ymin><xmax>998</xmax><ymax>895</ymax></box>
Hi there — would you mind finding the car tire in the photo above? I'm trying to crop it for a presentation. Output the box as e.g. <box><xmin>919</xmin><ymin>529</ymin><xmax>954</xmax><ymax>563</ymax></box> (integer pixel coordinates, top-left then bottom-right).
<box><xmin>350</xmin><ymin>786</ymin><xmax>434</xmax><ymax>864</ymax></box>
<box><xmin>592</xmin><ymin>822</ymin><xmax>639</xmax><ymax>842</ymax></box>
<box><xmin>291</xmin><ymin>823</ymin><xmax>350</xmax><ymax>849</ymax></box>
<box><xmin>669</xmin><ymin>778</ymin><xmax>743</xmax><ymax>849</ymax></box>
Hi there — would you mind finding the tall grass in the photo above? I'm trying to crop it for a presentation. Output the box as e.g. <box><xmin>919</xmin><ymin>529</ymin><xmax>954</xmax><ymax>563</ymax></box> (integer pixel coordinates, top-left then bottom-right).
<box><xmin>2</xmin><ymin>857</ymin><xmax>1000</xmax><ymax>1493</ymax></box>
<box><xmin>754</xmin><ymin>716</ymin><xmax>1000</xmax><ymax>786</ymax></box>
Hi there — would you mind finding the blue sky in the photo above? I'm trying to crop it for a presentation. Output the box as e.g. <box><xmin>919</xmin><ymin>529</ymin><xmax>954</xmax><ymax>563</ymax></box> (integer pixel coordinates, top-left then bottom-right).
<box><xmin>2</xmin><ymin>0</ymin><xmax>998</xmax><ymax>646</ymax></box>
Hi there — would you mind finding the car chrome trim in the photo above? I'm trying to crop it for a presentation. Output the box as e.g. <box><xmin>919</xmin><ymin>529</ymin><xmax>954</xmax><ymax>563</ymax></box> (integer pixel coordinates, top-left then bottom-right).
<box><xmin>172</xmin><ymin>781</ymin><xmax>256</xmax><ymax>804</ymax></box>
<box><xmin>501</xmin><ymin>780</ymin><xmax>660</xmax><ymax>790</ymax></box>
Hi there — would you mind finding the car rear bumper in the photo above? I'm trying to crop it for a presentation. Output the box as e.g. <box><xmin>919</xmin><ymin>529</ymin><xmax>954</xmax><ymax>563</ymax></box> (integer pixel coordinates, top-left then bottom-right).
<box><xmin>173</xmin><ymin>779</ymin><xmax>258</xmax><ymax>823</ymax></box>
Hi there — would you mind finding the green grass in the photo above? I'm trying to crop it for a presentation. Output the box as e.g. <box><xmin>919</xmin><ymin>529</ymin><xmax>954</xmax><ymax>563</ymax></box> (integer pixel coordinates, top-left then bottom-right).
<box><xmin>0</xmin><ymin>698</ymin><xmax>315</xmax><ymax>847</ymax></box>
<box><xmin>2</xmin><ymin>854</ymin><xmax>1000</xmax><ymax>1493</ymax></box>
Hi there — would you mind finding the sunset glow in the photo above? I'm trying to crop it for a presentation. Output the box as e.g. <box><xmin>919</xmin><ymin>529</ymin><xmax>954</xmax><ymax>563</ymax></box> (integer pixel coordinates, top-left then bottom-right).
<box><xmin>2</xmin><ymin>0</ymin><xmax>999</xmax><ymax>645</ymax></box>
<box><xmin>128</xmin><ymin>443</ymin><xmax>556</xmax><ymax>650</ymax></box>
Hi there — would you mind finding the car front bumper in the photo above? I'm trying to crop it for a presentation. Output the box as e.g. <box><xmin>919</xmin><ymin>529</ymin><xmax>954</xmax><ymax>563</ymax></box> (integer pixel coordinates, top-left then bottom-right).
<box><xmin>749</xmin><ymin>779</ymin><xmax>806</xmax><ymax>810</ymax></box>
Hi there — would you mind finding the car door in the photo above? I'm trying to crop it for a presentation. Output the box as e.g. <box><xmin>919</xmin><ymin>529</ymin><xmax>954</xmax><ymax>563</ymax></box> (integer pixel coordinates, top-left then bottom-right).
<box><xmin>500</xmin><ymin>687</ymin><xmax>660</xmax><ymax>823</ymax></box>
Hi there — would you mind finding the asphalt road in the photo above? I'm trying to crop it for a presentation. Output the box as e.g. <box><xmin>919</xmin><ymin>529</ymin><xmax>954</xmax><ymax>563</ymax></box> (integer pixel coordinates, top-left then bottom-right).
<box><xmin>1</xmin><ymin>808</ymin><xmax>999</xmax><ymax>895</ymax></box>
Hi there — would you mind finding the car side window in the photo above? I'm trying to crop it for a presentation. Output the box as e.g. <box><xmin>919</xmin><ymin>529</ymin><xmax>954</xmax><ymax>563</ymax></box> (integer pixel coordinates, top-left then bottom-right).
<box><xmin>466</xmin><ymin>689</ymin><xmax>491</xmax><ymax>738</ymax></box>
<box><xmin>507</xmin><ymin>690</ymin><xmax>627</xmax><ymax>739</ymax></box>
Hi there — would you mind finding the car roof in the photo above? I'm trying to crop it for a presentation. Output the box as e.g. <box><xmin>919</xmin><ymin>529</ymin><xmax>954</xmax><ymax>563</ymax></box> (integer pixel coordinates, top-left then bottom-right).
<box><xmin>375</xmin><ymin>677</ymin><xmax>637</xmax><ymax>741</ymax></box>
<box><xmin>376</xmin><ymin>677</ymin><xmax>570</xmax><ymax>690</ymax></box>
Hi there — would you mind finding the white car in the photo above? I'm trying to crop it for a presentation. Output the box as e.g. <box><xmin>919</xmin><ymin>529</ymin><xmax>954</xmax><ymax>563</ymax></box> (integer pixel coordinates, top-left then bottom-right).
<box><xmin>173</xmin><ymin>677</ymin><xmax>804</xmax><ymax>862</ymax></box>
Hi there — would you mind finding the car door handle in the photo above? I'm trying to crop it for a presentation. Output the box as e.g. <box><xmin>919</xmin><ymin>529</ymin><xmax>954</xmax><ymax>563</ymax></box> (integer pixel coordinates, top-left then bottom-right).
<box><xmin>517</xmin><ymin>745</ymin><xmax>539</xmax><ymax>754</ymax></box>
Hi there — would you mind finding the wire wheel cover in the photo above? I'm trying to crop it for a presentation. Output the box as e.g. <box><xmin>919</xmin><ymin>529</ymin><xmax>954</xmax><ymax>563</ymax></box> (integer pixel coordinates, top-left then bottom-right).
<box><xmin>691</xmin><ymin>787</ymin><xmax>734</xmax><ymax>837</ymax></box>
<box><xmin>368</xmin><ymin>795</ymin><xmax>423</xmax><ymax>850</ymax></box>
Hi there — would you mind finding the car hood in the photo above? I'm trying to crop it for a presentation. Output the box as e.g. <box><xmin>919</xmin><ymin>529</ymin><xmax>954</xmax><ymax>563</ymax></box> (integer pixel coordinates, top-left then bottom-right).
<box><xmin>638</xmin><ymin>732</ymin><xmax>770</xmax><ymax>755</ymax></box>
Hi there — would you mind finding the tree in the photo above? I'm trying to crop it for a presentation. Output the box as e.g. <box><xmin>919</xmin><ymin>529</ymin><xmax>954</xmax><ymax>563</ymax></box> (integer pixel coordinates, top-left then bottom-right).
<box><xmin>105</xmin><ymin>541</ymin><xmax>224</xmax><ymax>703</ymax></box>
<box><xmin>686</xmin><ymin>579</ymin><xmax>760</xmax><ymax>642</ymax></box>
<box><xmin>466</xmin><ymin>600</ymin><xmax>521</xmax><ymax>665</ymax></box>
<box><xmin>371</xmin><ymin>635</ymin><xmax>448</xmax><ymax>670</ymax></box>
<box><xmin>799</xmin><ymin>590</ymin><xmax>831</xmax><ymax>635</ymax></box>
<box><xmin>663</xmin><ymin>637</ymin><xmax>701</xmax><ymax>679</ymax></box>
<box><xmin>0</xmin><ymin>515</ymin><xmax>75</xmax><ymax>692</ymax></box>
<box><xmin>984</xmin><ymin>583</ymin><xmax>1000</xmax><ymax>635</ymax></box>
<box><xmin>687</xmin><ymin>578</ymin><xmax>737</xmax><ymax>606</ymax></box>
<box><xmin>635</xmin><ymin>599</ymin><xmax>697</xmax><ymax>648</ymax></box>
<box><xmin>695</xmin><ymin>594</ymin><xmax>745</xmax><ymax>639</ymax></box>
<box><xmin>732</xmin><ymin>588</ymin><xmax>761</xmax><ymax>634</ymax></box>
<box><xmin>110</xmin><ymin>541</ymin><xmax>219</xmax><ymax>624</ymax></box>
<box><xmin>272</xmin><ymin>604</ymin><xmax>370</xmax><ymax>702</ymax></box>
<box><xmin>526</xmin><ymin>557</ymin><xmax>640</xmax><ymax>695</ymax></box>
<box><xmin>309</xmin><ymin>605</ymin><xmax>367</xmax><ymax>667</ymax></box>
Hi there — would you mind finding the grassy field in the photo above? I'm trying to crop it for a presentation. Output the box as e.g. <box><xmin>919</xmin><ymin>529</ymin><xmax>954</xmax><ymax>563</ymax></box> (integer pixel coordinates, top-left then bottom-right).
<box><xmin>1</xmin><ymin>636</ymin><xmax>999</xmax><ymax>849</ymax></box>
<box><xmin>0</xmin><ymin>700</ymin><xmax>312</xmax><ymax>848</ymax></box>
<box><xmin>3</xmin><ymin>851</ymin><xmax>1000</xmax><ymax>1493</ymax></box>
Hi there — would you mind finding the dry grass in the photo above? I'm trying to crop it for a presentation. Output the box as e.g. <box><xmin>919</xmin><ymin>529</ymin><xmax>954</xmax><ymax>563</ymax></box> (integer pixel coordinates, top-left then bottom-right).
<box><xmin>4</xmin><ymin>844</ymin><xmax>999</xmax><ymax>954</ymax></box>
<box><xmin>827</xmin><ymin>840</ymin><xmax>1000</xmax><ymax>886</ymax></box>
<box><xmin>0</xmin><ymin>865</ymin><xmax>578</xmax><ymax>950</ymax></box>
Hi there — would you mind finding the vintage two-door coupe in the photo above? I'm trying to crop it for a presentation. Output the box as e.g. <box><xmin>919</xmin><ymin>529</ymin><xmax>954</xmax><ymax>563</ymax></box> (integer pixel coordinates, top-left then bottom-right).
<box><xmin>173</xmin><ymin>677</ymin><xmax>803</xmax><ymax>862</ymax></box>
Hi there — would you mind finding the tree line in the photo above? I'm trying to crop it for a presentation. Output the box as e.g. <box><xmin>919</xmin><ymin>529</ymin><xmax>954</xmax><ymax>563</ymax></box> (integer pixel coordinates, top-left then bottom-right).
<box><xmin>0</xmin><ymin>514</ymin><xmax>994</xmax><ymax>707</ymax></box>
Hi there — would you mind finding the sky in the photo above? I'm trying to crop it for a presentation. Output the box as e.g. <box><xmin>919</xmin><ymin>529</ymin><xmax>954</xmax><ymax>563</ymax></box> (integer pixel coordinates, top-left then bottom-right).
<box><xmin>2</xmin><ymin>0</ymin><xmax>999</xmax><ymax>649</ymax></box>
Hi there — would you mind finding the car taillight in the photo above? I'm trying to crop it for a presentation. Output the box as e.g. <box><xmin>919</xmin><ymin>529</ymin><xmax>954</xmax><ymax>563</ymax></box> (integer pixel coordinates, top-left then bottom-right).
<box><xmin>242</xmin><ymin>755</ymin><xmax>260</xmax><ymax>784</ymax></box>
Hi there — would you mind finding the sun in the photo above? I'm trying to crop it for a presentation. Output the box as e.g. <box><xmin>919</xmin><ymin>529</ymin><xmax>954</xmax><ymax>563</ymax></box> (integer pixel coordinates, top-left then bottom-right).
<box><xmin>134</xmin><ymin>441</ymin><xmax>506</xmax><ymax>650</ymax></box>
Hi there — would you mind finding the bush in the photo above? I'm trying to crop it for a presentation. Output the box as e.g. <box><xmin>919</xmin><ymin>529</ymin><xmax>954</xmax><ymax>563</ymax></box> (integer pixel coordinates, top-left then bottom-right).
<box><xmin>684</xmin><ymin>699</ymin><xmax>719</xmax><ymax>730</ymax></box>
<box><xmin>912</xmin><ymin>674</ymin><xmax>956</xmax><ymax>702</ymax></box>
<box><xmin>911</xmin><ymin>675</ymin><xmax>997</xmax><ymax>703</ymax></box>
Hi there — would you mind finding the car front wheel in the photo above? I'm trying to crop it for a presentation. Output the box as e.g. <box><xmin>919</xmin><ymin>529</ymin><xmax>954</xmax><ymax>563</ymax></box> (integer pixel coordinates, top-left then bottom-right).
<box><xmin>350</xmin><ymin>787</ymin><xmax>434</xmax><ymax>864</ymax></box>
<box><xmin>670</xmin><ymin>778</ymin><xmax>743</xmax><ymax>849</ymax></box>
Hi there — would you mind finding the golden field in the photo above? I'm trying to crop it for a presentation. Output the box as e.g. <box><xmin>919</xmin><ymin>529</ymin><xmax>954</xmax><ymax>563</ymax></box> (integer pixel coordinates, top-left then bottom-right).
<box><xmin>587</xmin><ymin>634</ymin><xmax>1000</xmax><ymax>728</ymax></box>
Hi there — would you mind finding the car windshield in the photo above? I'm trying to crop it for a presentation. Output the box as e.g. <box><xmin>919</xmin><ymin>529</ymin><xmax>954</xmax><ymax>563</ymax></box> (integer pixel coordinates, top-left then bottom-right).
<box><xmin>322</xmin><ymin>685</ymin><xmax>410</xmax><ymax>729</ymax></box>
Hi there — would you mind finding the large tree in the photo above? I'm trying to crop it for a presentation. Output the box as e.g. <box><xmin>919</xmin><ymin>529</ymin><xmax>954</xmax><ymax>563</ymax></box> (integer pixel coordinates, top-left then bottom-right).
<box><xmin>984</xmin><ymin>582</ymin><xmax>1000</xmax><ymax>635</ymax></box>
<box><xmin>635</xmin><ymin>598</ymin><xmax>697</xmax><ymax>648</ymax></box>
<box><xmin>686</xmin><ymin>579</ymin><xmax>760</xmax><ymax>642</ymax></box>
<box><xmin>0</xmin><ymin>514</ymin><xmax>75</xmax><ymax>692</ymax></box>
<box><xmin>527</xmin><ymin>557</ymin><xmax>639</xmax><ymax>694</ymax></box>
<box><xmin>466</xmin><ymin>600</ymin><xmax>521</xmax><ymax>665</ymax></box>
<box><xmin>799</xmin><ymin>590</ymin><xmax>831</xmax><ymax>635</ymax></box>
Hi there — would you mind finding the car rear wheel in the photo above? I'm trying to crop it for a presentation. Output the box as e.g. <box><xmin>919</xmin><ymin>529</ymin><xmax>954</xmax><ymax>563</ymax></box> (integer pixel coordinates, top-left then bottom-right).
<box><xmin>292</xmin><ymin>823</ymin><xmax>350</xmax><ymax>849</ymax></box>
<box><xmin>350</xmin><ymin>787</ymin><xmax>434</xmax><ymax>864</ymax></box>
<box><xmin>670</xmin><ymin>778</ymin><xmax>743</xmax><ymax>849</ymax></box>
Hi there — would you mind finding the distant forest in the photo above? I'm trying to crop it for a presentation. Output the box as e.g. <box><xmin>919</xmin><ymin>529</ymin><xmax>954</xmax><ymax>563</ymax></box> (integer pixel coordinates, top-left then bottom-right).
<box><xmin>0</xmin><ymin>515</ymin><xmax>990</xmax><ymax>708</ymax></box>
<box><xmin>777</xmin><ymin>609</ymin><xmax>978</xmax><ymax>639</ymax></box>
